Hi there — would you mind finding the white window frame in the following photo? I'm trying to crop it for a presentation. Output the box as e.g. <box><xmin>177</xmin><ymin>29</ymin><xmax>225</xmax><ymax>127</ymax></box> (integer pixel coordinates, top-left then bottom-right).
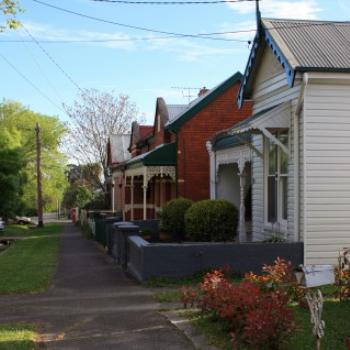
<box><xmin>264</xmin><ymin>131</ymin><xmax>289</xmax><ymax>234</ymax></box>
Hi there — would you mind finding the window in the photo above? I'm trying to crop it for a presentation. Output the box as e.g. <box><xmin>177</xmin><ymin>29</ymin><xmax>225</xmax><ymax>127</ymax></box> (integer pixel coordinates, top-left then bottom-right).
<box><xmin>265</xmin><ymin>131</ymin><xmax>288</xmax><ymax>227</ymax></box>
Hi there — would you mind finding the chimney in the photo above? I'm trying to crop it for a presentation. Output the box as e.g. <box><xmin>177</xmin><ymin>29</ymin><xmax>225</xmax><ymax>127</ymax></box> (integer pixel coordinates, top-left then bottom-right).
<box><xmin>198</xmin><ymin>86</ymin><xmax>209</xmax><ymax>97</ymax></box>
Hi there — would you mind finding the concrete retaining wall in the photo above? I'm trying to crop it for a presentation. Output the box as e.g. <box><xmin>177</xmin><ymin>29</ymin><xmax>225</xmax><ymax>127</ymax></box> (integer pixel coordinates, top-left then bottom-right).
<box><xmin>127</xmin><ymin>236</ymin><xmax>304</xmax><ymax>282</ymax></box>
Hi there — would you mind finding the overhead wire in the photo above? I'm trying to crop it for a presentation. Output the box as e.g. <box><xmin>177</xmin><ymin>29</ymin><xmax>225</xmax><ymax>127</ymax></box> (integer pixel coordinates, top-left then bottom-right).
<box><xmin>0</xmin><ymin>35</ymin><xmax>249</xmax><ymax>43</ymax></box>
<box><xmin>0</xmin><ymin>51</ymin><xmax>65</xmax><ymax>112</ymax></box>
<box><xmin>91</xmin><ymin>0</ymin><xmax>255</xmax><ymax>4</ymax></box>
<box><xmin>22</xmin><ymin>25</ymin><xmax>83</xmax><ymax>92</ymax></box>
<box><xmin>18</xmin><ymin>28</ymin><xmax>66</xmax><ymax>106</ymax></box>
<box><xmin>29</xmin><ymin>0</ymin><xmax>252</xmax><ymax>42</ymax></box>
<box><xmin>28</xmin><ymin>0</ymin><xmax>350</xmax><ymax>41</ymax></box>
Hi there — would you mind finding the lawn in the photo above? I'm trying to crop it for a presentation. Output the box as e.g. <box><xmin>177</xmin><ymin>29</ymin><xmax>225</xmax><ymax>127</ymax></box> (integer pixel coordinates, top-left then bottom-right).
<box><xmin>0</xmin><ymin>324</ymin><xmax>37</xmax><ymax>350</ymax></box>
<box><xmin>0</xmin><ymin>224</ymin><xmax>63</xmax><ymax>294</ymax></box>
<box><xmin>0</xmin><ymin>224</ymin><xmax>62</xmax><ymax>238</ymax></box>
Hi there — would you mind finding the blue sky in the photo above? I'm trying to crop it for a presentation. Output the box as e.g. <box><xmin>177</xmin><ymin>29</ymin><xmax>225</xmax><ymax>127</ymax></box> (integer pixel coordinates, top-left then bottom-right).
<box><xmin>0</xmin><ymin>0</ymin><xmax>350</xmax><ymax>124</ymax></box>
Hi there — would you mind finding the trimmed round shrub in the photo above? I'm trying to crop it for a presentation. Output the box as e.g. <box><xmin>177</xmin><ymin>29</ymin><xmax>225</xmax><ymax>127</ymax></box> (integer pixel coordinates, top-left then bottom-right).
<box><xmin>185</xmin><ymin>199</ymin><xmax>238</xmax><ymax>242</ymax></box>
<box><xmin>160</xmin><ymin>198</ymin><xmax>193</xmax><ymax>241</ymax></box>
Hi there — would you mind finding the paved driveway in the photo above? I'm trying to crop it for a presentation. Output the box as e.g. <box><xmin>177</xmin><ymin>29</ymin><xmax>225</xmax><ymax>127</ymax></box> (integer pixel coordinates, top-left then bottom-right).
<box><xmin>0</xmin><ymin>223</ymin><xmax>194</xmax><ymax>350</ymax></box>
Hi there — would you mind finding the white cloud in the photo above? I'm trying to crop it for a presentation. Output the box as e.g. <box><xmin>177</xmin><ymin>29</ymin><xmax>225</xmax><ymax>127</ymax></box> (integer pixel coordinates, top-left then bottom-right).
<box><xmin>17</xmin><ymin>21</ymin><xmax>136</xmax><ymax>50</ymax></box>
<box><xmin>12</xmin><ymin>21</ymin><xmax>246</xmax><ymax>62</ymax></box>
<box><xmin>145</xmin><ymin>36</ymin><xmax>244</xmax><ymax>62</ymax></box>
<box><xmin>228</xmin><ymin>0</ymin><xmax>322</xmax><ymax>20</ymax></box>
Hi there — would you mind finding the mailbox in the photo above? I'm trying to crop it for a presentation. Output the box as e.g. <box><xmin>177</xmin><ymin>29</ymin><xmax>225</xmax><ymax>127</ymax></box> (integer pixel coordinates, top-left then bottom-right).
<box><xmin>296</xmin><ymin>265</ymin><xmax>335</xmax><ymax>288</ymax></box>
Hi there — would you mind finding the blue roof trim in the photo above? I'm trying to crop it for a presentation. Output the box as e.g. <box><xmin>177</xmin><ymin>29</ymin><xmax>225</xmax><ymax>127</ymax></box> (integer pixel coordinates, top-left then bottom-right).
<box><xmin>264</xmin><ymin>30</ymin><xmax>295</xmax><ymax>87</ymax></box>
<box><xmin>237</xmin><ymin>24</ymin><xmax>295</xmax><ymax>108</ymax></box>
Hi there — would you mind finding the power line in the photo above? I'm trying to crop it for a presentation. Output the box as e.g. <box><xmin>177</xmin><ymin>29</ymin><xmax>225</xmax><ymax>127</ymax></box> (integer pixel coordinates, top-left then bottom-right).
<box><xmin>0</xmin><ymin>35</ymin><xmax>248</xmax><ymax>43</ymax></box>
<box><xmin>30</xmin><ymin>0</ymin><xmax>347</xmax><ymax>43</ymax></box>
<box><xmin>91</xmin><ymin>0</ymin><xmax>255</xmax><ymax>4</ymax></box>
<box><xmin>19</xmin><ymin>28</ymin><xmax>65</xmax><ymax>106</ymax></box>
<box><xmin>0</xmin><ymin>51</ymin><xmax>65</xmax><ymax>112</ymax></box>
<box><xmin>30</xmin><ymin>0</ymin><xmax>251</xmax><ymax>42</ymax></box>
<box><xmin>22</xmin><ymin>25</ymin><xmax>83</xmax><ymax>92</ymax></box>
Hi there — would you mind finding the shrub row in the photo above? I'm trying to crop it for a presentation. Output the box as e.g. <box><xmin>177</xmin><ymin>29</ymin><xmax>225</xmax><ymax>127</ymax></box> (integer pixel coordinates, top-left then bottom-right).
<box><xmin>160</xmin><ymin>197</ymin><xmax>238</xmax><ymax>242</ymax></box>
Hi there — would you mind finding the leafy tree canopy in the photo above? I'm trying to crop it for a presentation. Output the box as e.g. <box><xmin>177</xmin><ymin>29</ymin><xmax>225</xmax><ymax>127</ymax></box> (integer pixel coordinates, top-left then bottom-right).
<box><xmin>62</xmin><ymin>186</ymin><xmax>93</xmax><ymax>209</ymax></box>
<box><xmin>0</xmin><ymin>128</ymin><xmax>25</xmax><ymax>218</ymax></box>
<box><xmin>0</xmin><ymin>100</ymin><xmax>68</xmax><ymax>214</ymax></box>
<box><xmin>1</xmin><ymin>0</ymin><xmax>21</xmax><ymax>31</ymax></box>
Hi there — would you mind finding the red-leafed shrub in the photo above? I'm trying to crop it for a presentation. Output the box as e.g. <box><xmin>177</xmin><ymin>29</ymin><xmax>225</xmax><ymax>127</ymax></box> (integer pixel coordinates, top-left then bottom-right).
<box><xmin>180</xmin><ymin>266</ymin><xmax>296</xmax><ymax>349</ymax></box>
<box><xmin>245</xmin><ymin>257</ymin><xmax>305</xmax><ymax>305</ymax></box>
<box><xmin>245</xmin><ymin>257</ymin><xmax>295</xmax><ymax>288</ymax></box>
<box><xmin>180</xmin><ymin>286</ymin><xmax>198</xmax><ymax>309</ymax></box>
<box><xmin>345</xmin><ymin>337</ymin><xmax>350</xmax><ymax>350</ymax></box>
<box><xmin>243</xmin><ymin>292</ymin><xmax>295</xmax><ymax>349</ymax></box>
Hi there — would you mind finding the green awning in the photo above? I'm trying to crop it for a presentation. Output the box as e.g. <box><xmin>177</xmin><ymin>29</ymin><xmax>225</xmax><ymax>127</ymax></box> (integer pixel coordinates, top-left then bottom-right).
<box><xmin>213</xmin><ymin>133</ymin><xmax>250</xmax><ymax>151</ymax></box>
<box><xmin>126</xmin><ymin>143</ymin><xmax>176</xmax><ymax>168</ymax></box>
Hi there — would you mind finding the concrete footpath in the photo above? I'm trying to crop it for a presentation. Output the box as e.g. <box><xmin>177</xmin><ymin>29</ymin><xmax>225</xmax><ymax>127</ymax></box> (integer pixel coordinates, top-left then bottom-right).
<box><xmin>0</xmin><ymin>223</ymin><xmax>194</xmax><ymax>350</ymax></box>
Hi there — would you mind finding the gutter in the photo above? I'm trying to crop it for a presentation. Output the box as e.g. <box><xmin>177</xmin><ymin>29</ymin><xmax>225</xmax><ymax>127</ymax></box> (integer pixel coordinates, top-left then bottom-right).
<box><xmin>294</xmin><ymin>73</ymin><xmax>308</xmax><ymax>242</ymax></box>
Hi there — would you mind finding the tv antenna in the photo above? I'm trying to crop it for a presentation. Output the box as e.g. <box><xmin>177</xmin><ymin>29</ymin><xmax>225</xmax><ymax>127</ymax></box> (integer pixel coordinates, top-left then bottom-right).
<box><xmin>171</xmin><ymin>86</ymin><xmax>202</xmax><ymax>103</ymax></box>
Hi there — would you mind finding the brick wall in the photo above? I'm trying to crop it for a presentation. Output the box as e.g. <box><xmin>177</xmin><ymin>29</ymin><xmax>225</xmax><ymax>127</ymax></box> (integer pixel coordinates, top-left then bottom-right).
<box><xmin>177</xmin><ymin>84</ymin><xmax>252</xmax><ymax>201</ymax></box>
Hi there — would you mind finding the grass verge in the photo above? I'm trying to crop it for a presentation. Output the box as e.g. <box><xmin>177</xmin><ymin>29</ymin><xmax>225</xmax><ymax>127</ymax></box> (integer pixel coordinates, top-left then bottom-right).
<box><xmin>0</xmin><ymin>224</ymin><xmax>62</xmax><ymax>238</ymax></box>
<box><xmin>0</xmin><ymin>224</ymin><xmax>63</xmax><ymax>294</ymax></box>
<box><xmin>0</xmin><ymin>324</ymin><xmax>37</xmax><ymax>350</ymax></box>
<box><xmin>153</xmin><ymin>289</ymin><xmax>182</xmax><ymax>303</ymax></box>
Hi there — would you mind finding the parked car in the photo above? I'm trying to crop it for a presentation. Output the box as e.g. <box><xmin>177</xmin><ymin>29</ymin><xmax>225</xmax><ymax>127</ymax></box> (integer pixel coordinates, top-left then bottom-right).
<box><xmin>0</xmin><ymin>218</ymin><xmax>5</xmax><ymax>231</ymax></box>
<box><xmin>16</xmin><ymin>216</ymin><xmax>32</xmax><ymax>225</ymax></box>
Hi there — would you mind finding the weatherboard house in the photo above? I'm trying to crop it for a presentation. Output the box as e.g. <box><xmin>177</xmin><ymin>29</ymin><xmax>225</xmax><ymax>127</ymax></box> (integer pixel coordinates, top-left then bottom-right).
<box><xmin>109</xmin><ymin>72</ymin><xmax>251</xmax><ymax>221</ymax></box>
<box><xmin>207</xmin><ymin>18</ymin><xmax>350</xmax><ymax>265</ymax></box>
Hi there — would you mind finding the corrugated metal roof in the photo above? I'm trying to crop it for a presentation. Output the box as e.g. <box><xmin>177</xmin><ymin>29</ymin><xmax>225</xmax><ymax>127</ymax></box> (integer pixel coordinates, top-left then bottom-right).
<box><xmin>110</xmin><ymin>134</ymin><xmax>131</xmax><ymax>163</ymax></box>
<box><xmin>167</xmin><ymin>104</ymin><xmax>188</xmax><ymax>122</ymax></box>
<box><xmin>264</xmin><ymin>19</ymin><xmax>350</xmax><ymax>70</ymax></box>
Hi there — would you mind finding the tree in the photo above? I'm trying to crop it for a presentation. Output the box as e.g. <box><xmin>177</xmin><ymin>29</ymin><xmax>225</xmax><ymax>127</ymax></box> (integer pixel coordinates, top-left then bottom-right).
<box><xmin>65</xmin><ymin>163</ymin><xmax>102</xmax><ymax>191</ymax></box>
<box><xmin>0</xmin><ymin>101</ymin><xmax>68</xmax><ymax>214</ymax></box>
<box><xmin>64</xmin><ymin>89</ymin><xmax>138</xmax><ymax>192</ymax></box>
<box><xmin>1</xmin><ymin>0</ymin><xmax>21</xmax><ymax>32</ymax></box>
<box><xmin>0</xmin><ymin>128</ymin><xmax>25</xmax><ymax>219</ymax></box>
<box><xmin>62</xmin><ymin>186</ymin><xmax>93</xmax><ymax>209</ymax></box>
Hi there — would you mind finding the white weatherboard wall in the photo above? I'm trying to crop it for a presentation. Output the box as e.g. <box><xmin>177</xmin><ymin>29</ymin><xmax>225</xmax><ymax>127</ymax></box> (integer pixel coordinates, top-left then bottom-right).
<box><xmin>250</xmin><ymin>46</ymin><xmax>301</xmax><ymax>241</ymax></box>
<box><xmin>304</xmin><ymin>74</ymin><xmax>350</xmax><ymax>265</ymax></box>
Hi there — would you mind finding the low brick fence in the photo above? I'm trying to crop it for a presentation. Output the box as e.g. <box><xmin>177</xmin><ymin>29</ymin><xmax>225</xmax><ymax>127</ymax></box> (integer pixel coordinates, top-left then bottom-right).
<box><xmin>126</xmin><ymin>236</ymin><xmax>304</xmax><ymax>282</ymax></box>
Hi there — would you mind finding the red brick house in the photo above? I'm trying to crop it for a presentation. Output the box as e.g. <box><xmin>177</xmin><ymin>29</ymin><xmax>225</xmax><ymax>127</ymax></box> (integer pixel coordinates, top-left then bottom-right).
<box><xmin>109</xmin><ymin>71</ymin><xmax>251</xmax><ymax>220</ymax></box>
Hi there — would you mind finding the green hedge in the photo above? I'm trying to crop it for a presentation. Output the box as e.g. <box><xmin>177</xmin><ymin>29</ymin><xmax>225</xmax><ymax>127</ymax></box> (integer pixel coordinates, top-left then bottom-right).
<box><xmin>185</xmin><ymin>199</ymin><xmax>238</xmax><ymax>242</ymax></box>
<box><xmin>160</xmin><ymin>198</ymin><xmax>193</xmax><ymax>240</ymax></box>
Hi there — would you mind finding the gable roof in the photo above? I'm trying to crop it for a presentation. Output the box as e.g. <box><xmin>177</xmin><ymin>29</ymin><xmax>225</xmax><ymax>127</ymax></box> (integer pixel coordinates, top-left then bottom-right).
<box><xmin>167</xmin><ymin>104</ymin><xmax>188</xmax><ymax>122</ymax></box>
<box><xmin>166</xmin><ymin>71</ymin><xmax>243</xmax><ymax>132</ymax></box>
<box><xmin>238</xmin><ymin>18</ymin><xmax>350</xmax><ymax>106</ymax></box>
<box><xmin>151</xmin><ymin>98</ymin><xmax>187</xmax><ymax>136</ymax></box>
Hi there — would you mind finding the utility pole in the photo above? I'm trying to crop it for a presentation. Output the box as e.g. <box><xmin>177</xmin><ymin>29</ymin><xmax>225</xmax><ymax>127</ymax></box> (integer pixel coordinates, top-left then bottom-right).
<box><xmin>35</xmin><ymin>123</ymin><xmax>44</xmax><ymax>227</ymax></box>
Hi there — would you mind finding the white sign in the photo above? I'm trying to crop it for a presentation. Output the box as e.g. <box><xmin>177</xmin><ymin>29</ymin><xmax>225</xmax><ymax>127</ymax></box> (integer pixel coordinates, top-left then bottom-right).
<box><xmin>302</xmin><ymin>265</ymin><xmax>335</xmax><ymax>288</ymax></box>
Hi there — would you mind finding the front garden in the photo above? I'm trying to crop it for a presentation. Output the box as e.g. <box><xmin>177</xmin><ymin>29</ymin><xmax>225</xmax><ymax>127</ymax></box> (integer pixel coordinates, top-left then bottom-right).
<box><xmin>151</xmin><ymin>259</ymin><xmax>350</xmax><ymax>350</ymax></box>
